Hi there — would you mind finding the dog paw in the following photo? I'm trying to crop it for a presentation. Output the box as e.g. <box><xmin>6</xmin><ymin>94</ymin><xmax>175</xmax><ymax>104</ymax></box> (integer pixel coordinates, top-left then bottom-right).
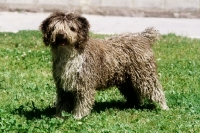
<box><xmin>73</xmin><ymin>114</ymin><xmax>84</xmax><ymax>120</ymax></box>
<box><xmin>161</xmin><ymin>105</ymin><xmax>169</xmax><ymax>110</ymax></box>
<box><xmin>73</xmin><ymin>109</ymin><xmax>91</xmax><ymax>119</ymax></box>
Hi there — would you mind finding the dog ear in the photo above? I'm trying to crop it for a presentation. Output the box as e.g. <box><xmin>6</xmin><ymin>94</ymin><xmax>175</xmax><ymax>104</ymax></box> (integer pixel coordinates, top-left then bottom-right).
<box><xmin>77</xmin><ymin>16</ymin><xmax>90</xmax><ymax>31</ymax></box>
<box><xmin>39</xmin><ymin>17</ymin><xmax>51</xmax><ymax>46</ymax></box>
<box><xmin>76</xmin><ymin>16</ymin><xmax>90</xmax><ymax>50</ymax></box>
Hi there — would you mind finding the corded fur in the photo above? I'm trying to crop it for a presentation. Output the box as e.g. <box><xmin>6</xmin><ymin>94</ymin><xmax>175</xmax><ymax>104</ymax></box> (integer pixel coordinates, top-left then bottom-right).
<box><xmin>40</xmin><ymin>11</ymin><xmax>168</xmax><ymax>119</ymax></box>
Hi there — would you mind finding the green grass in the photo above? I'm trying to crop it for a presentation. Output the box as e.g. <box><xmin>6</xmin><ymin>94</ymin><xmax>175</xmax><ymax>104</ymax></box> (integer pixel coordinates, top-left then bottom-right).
<box><xmin>0</xmin><ymin>31</ymin><xmax>200</xmax><ymax>132</ymax></box>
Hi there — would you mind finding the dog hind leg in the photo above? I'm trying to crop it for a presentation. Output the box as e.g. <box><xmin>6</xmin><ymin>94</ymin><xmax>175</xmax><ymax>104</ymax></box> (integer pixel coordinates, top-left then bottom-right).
<box><xmin>131</xmin><ymin>72</ymin><xmax>169</xmax><ymax>110</ymax></box>
<box><xmin>146</xmin><ymin>78</ymin><xmax>169</xmax><ymax>110</ymax></box>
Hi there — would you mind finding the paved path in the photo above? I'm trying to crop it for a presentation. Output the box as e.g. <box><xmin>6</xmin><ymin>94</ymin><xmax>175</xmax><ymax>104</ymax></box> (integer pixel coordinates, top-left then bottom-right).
<box><xmin>0</xmin><ymin>12</ymin><xmax>200</xmax><ymax>38</ymax></box>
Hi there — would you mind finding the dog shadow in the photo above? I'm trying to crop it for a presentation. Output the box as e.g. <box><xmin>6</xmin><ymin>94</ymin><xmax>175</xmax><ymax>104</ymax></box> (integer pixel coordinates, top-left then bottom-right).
<box><xmin>13</xmin><ymin>104</ymin><xmax>56</xmax><ymax>120</ymax></box>
<box><xmin>13</xmin><ymin>100</ymin><xmax>157</xmax><ymax>120</ymax></box>
<box><xmin>93</xmin><ymin>100</ymin><xmax>157</xmax><ymax>113</ymax></box>
<box><xmin>93</xmin><ymin>100</ymin><xmax>127</xmax><ymax>113</ymax></box>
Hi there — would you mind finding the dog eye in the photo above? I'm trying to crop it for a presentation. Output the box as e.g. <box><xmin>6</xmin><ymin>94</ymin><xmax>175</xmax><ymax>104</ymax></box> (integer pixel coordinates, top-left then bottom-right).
<box><xmin>70</xmin><ymin>27</ymin><xmax>76</xmax><ymax>32</ymax></box>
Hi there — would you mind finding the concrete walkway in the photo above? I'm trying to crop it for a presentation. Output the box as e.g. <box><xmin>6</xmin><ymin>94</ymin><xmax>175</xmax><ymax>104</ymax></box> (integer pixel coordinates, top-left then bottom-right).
<box><xmin>0</xmin><ymin>12</ymin><xmax>200</xmax><ymax>38</ymax></box>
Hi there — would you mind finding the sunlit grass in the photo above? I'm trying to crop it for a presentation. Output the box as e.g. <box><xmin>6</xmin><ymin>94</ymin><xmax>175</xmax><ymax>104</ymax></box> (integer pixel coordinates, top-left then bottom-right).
<box><xmin>0</xmin><ymin>31</ymin><xmax>200</xmax><ymax>132</ymax></box>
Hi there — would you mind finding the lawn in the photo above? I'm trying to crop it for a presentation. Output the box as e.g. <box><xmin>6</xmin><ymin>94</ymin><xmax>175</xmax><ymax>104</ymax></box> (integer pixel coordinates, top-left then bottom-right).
<box><xmin>0</xmin><ymin>31</ymin><xmax>200</xmax><ymax>132</ymax></box>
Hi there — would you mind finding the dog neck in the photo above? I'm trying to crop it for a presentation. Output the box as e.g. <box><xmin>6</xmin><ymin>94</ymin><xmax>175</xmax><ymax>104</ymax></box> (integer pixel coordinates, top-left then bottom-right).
<box><xmin>51</xmin><ymin>45</ymin><xmax>84</xmax><ymax>91</ymax></box>
<box><xmin>51</xmin><ymin>45</ymin><xmax>80</xmax><ymax>63</ymax></box>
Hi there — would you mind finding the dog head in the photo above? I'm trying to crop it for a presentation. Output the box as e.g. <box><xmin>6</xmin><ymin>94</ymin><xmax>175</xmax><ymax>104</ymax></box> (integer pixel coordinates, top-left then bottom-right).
<box><xmin>40</xmin><ymin>11</ymin><xmax>90</xmax><ymax>50</ymax></box>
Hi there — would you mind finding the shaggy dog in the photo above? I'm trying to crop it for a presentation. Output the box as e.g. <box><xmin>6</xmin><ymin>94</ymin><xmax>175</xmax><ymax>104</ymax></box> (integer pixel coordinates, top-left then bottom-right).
<box><xmin>40</xmin><ymin>11</ymin><xmax>168</xmax><ymax>119</ymax></box>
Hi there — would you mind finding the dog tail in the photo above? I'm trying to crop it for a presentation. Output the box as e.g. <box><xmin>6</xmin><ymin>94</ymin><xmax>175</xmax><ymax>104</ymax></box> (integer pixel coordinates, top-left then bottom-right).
<box><xmin>141</xmin><ymin>27</ymin><xmax>160</xmax><ymax>45</ymax></box>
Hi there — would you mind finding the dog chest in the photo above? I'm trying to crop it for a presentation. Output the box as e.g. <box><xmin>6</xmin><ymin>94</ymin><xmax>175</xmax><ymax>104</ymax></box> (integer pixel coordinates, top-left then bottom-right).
<box><xmin>53</xmin><ymin>52</ymin><xmax>84</xmax><ymax>91</ymax></box>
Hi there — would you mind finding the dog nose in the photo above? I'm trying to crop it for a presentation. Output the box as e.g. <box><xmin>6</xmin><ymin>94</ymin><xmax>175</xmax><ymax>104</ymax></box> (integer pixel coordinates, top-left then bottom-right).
<box><xmin>57</xmin><ymin>33</ymin><xmax>65</xmax><ymax>39</ymax></box>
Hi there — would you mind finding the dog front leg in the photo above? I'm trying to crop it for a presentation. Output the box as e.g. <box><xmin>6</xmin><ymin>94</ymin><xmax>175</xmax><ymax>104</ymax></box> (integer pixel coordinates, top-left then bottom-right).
<box><xmin>72</xmin><ymin>89</ymin><xmax>96</xmax><ymax>119</ymax></box>
<box><xmin>56</xmin><ymin>88</ymin><xmax>75</xmax><ymax>117</ymax></box>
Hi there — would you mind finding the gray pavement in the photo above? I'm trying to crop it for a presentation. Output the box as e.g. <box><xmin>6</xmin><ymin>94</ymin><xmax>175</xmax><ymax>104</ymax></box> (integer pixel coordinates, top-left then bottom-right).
<box><xmin>0</xmin><ymin>11</ymin><xmax>200</xmax><ymax>38</ymax></box>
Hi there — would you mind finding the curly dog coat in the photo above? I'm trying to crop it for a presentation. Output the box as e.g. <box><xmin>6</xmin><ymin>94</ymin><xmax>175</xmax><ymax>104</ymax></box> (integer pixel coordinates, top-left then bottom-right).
<box><xmin>40</xmin><ymin>11</ymin><xmax>168</xmax><ymax>119</ymax></box>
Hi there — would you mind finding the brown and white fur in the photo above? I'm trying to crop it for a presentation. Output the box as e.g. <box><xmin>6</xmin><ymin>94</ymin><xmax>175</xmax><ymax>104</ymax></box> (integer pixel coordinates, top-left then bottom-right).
<box><xmin>40</xmin><ymin>11</ymin><xmax>168</xmax><ymax>119</ymax></box>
